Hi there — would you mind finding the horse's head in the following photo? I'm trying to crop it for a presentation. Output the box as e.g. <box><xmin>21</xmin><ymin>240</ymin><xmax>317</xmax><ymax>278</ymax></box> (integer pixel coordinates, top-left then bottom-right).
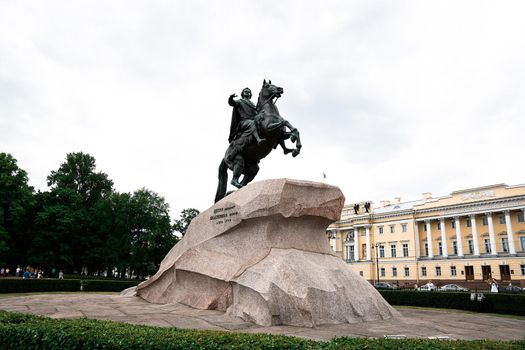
<box><xmin>257</xmin><ymin>79</ymin><xmax>284</xmax><ymax>113</ymax></box>
<box><xmin>260</xmin><ymin>79</ymin><xmax>283</xmax><ymax>99</ymax></box>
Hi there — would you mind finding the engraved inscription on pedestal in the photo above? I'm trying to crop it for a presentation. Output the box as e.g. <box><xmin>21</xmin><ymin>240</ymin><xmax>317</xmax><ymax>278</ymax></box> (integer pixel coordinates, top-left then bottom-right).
<box><xmin>210</xmin><ymin>205</ymin><xmax>239</xmax><ymax>225</ymax></box>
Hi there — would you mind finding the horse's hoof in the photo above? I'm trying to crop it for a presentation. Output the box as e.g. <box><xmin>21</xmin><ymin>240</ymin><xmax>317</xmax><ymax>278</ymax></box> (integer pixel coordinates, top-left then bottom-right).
<box><xmin>231</xmin><ymin>180</ymin><xmax>243</xmax><ymax>189</ymax></box>
<box><xmin>292</xmin><ymin>150</ymin><xmax>300</xmax><ymax>157</ymax></box>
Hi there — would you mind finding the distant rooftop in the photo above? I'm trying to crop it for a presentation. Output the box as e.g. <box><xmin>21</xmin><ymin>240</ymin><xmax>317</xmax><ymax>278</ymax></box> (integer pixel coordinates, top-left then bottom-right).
<box><xmin>451</xmin><ymin>183</ymin><xmax>507</xmax><ymax>195</ymax></box>
<box><xmin>372</xmin><ymin>199</ymin><xmax>426</xmax><ymax>214</ymax></box>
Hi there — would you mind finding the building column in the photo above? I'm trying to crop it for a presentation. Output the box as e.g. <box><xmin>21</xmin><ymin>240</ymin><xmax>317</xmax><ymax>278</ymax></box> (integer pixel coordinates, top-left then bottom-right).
<box><xmin>354</xmin><ymin>228</ymin><xmax>360</xmax><ymax>261</ymax></box>
<box><xmin>440</xmin><ymin>218</ymin><xmax>448</xmax><ymax>258</ymax></box>
<box><xmin>505</xmin><ymin>210</ymin><xmax>516</xmax><ymax>255</ymax></box>
<box><xmin>455</xmin><ymin>216</ymin><xmax>464</xmax><ymax>257</ymax></box>
<box><xmin>425</xmin><ymin>220</ymin><xmax>433</xmax><ymax>259</ymax></box>
<box><xmin>470</xmin><ymin>214</ymin><xmax>480</xmax><ymax>256</ymax></box>
<box><xmin>414</xmin><ymin>221</ymin><xmax>421</xmax><ymax>258</ymax></box>
<box><xmin>486</xmin><ymin>212</ymin><xmax>497</xmax><ymax>256</ymax></box>
<box><xmin>365</xmin><ymin>225</ymin><xmax>371</xmax><ymax>261</ymax></box>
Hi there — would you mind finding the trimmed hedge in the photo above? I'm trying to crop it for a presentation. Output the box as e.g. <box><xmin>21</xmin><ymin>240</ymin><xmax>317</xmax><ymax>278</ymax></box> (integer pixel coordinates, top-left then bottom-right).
<box><xmin>0</xmin><ymin>311</ymin><xmax>524</xmax><ymax>350</ymax></box>
<box><xmin>380</xmin><ymin>290</ymin><xmax>525</xmax><ymax>316</ymax></box>
<box><xmin>64</xmin><ymin>274</ymin><xmax>144</xmax><ymax>281</ymax></box>
<box><xmin>0</xmin><ymin>278</ymin><xmax>80</xmax><ymax>293</ymax></box>
<box><xmin>0</xmin><ymin>278</ymin><xmax>140</xmax><ymax>293</ymax></box>
<box><xmin>81</xmin><ymin>279</ymin><xmax>140</xmax><ymax>292</ymax></box>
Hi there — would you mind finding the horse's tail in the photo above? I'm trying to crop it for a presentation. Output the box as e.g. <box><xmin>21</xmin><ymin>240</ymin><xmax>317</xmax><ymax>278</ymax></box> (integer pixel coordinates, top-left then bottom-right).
<box><xmin>214</xmin><ymin>159</ymin><xmax>228</xmax><ymax>203</ymax></box>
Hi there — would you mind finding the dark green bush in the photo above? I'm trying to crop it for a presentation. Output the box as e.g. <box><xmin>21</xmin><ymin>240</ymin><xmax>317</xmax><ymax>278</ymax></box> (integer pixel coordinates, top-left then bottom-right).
<box><xmin>0</xmin><ymin>278</ymin><xmax>80</xmax><ymax>293</ymax></box>
<box><xmin>64</xmin><ymin>274</ymin><xmax>143</xmax><ymax>281</ymax></box>
<box><xmin>81</xmin><ymin>279</ymin><xmax>140</xmax><ymax>292</ymax></box>
<box><xmin>0</xmin><ymin>310</ymin><xmax>523</xmax><ymax>350</ymax></box>
<box><xmin>0</xmin><ymin>278</ymin><xmax>140</xmax><ymax>293</ymax></box>
<box><xmin>380</xmin><ymin>290</ymin><xmax>525</xmax><ymax>316</ymax></box>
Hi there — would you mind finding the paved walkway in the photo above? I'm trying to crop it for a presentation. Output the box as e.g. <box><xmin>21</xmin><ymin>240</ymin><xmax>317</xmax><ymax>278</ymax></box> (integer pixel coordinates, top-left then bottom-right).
<box><xmin>0</xmin><ymin>293</ymin><xmax>524</xmax><ymax>341</ymax></box>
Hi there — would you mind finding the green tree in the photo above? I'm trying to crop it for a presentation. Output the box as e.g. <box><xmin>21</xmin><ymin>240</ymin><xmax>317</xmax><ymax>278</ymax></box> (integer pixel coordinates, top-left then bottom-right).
<box><xmin>31</xmin><ymin>152</ymin><xmax>114</xmax><ymax>273</ymax></box>
<box><xmin>47</xmin><ymin>152</ymin><xmax>113</xmax><ymax>204</ymax></box>
<box><xmin>173</xmin><ymin>208</ymin><xmax>200</xmax><ymax>237</ymax></box>
<box><xmin>87</xmin><ymin>191</ymin><xmax>133</xmax><ymax>277</ymax></box>
<box><xmin>29</xmin><ymin>189</ymin><xmax>80</xmax><ymax>270</ymax></box>
<box><xmin>128</xmin><ymin>188</ymin><xmax>175</xmax><ymax>277</ymax></box>
<box><xmin>0</xmin><ymin>153</ymin><xmax>34</xmax><ymax>266</ymax></box>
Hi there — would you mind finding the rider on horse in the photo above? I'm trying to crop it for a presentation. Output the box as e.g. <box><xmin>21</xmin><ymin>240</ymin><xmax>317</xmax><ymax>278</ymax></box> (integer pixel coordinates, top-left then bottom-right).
<box><xmin>228</xmin><ymin>88</ymin><xmax>266</xmax><ymax>145</ymax></box>
<box><xmin>215</xmin><ymin>80</ymin><xmax>301</xmax><ymax>203</ymax></box>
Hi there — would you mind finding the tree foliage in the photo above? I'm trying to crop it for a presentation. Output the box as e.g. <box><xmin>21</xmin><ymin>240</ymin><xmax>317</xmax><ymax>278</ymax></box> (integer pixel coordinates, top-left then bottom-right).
<box><xmin>47</xmin><ymin>152</ymin><xmax>113</xmax><ymax>203</ymax></box>
<box><xmin>173</xmin><ymin>208</ymin><xmax>200</xmax><ymax>237</ymax></box>
<box><xmin>1</xmin><ymin>152</ymin><xmax>195</xmax><ymax>279</ymax></box>
<box><xmin>0</xmin><ymin>153</ymin><xmax>34</xmax><ymax>265</ymax></box>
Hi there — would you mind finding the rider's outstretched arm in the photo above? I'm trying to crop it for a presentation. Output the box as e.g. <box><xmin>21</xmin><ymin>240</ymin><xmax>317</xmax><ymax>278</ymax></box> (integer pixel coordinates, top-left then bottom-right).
<box><xmin>228</xmin><ymin>94</ymin><xmax>239</xmax><ymax>107</ymax></box>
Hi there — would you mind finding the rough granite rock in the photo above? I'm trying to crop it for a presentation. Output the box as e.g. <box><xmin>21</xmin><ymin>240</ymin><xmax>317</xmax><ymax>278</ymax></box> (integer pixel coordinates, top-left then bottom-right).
<box><xmin>134</xmin><ymin>178</ymin><xmax>400</xmax><ymax>326</ymax></box>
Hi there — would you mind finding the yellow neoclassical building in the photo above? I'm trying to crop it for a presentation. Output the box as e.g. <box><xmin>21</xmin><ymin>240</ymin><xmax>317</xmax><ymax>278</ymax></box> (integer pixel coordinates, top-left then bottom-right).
<box><xmin>327</xmin><ymin>183</ymin><xmax>525</xmax><ymax>288</ymax></box>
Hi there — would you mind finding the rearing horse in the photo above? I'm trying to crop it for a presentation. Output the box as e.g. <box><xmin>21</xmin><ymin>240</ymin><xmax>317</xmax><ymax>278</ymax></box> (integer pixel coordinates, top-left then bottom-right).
<box><xmin>215</xmin><ymin>80</ymin><xmax>302</xmax><ymax>203</ymax></box>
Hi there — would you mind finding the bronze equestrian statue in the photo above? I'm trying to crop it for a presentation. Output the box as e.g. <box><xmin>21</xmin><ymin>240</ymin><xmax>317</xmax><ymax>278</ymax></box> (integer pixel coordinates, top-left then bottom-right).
<box><xmin>215</xmin><ymin>80</ymin><xmax>302</xmax><ymax>202</ymax></box>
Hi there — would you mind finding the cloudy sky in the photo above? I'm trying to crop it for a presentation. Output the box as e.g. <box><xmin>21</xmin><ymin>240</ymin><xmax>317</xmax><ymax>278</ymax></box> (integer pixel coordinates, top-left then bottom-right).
<box><xmin>1</xmin><ymin>1</ymin><xmax>524</xmax><ymax>217</ymax></box>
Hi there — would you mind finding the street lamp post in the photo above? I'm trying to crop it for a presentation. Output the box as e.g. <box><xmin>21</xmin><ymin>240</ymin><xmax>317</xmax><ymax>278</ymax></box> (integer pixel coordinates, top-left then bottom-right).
<box><xmin>375</xmin><ymin>242</ymin><xmax>380</xmax><ymax>284</ymax></box>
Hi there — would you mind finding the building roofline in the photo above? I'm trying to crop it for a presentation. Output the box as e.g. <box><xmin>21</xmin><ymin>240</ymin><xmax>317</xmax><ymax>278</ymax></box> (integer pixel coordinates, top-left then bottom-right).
<box><xmin>450</xmin><ymin>183</ymin><xmax>507</xmax><ymax>195</ymax></box>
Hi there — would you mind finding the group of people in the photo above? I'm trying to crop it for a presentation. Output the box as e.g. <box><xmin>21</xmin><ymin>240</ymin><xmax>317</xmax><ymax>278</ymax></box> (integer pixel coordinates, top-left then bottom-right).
<box><xmin>0</xmin><ymin>266</ymin><xmax>64</xmax><ymax>279</ymax></box>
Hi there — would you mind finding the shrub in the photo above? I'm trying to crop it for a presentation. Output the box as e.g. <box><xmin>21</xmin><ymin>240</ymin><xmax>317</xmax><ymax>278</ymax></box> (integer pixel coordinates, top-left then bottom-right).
<box><xmin>63</xmin><ymin>274</ymin><xmax>143</xmax><ymax>281</ymax></box>
<box><xmin>0</xmin><ymin>278</ymin><xmax>79</xmax><ymax>293</ymax></box>
<box><xmin>0</xmin><ymin>310</ymin><xmax>523</xmax><ymax>350</ymax></box>
<box><xmin>81</xmin><ymin>279</ymin><xmax>140</xmax><ymax>292</ymax></box>
<box><xmin>380</xmin><ymin>290</ymin><xmax>525</xmax><ymax>316</ymax></box>
<box><xmin>0</xmin><ymin>278</ymin><xmax>140</xmax><ymax>293</ymax></box>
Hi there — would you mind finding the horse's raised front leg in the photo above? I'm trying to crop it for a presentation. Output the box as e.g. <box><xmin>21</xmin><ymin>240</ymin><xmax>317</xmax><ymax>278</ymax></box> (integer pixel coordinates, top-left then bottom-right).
<box><xmin>279</xmin><ymin>140</ymin><xmax>294</xmax><ymax>154</ymax></box>
<box><xmin>281</xmin><ymin>119</ymin><xmax>302</xmax><ymax>157</ymax></box>
<box><xmin>291</xmin><ymin>129</ymin><xmax>301</xmax><ymax>157</ymax></box>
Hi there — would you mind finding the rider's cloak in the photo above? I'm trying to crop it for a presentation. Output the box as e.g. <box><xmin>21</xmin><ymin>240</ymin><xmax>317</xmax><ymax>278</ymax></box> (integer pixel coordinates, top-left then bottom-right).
<box><xmin>228</xmin><ymin>96</ymin><xmax>257</xmax><ymax>143</ymax></box>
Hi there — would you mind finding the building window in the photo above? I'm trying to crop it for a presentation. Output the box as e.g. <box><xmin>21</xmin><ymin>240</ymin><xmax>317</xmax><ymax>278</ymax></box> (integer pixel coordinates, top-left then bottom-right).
<box><xmin>404</xmin><ymin>267</ymin><xmax>410</xmax><ymax>277</ymax></box>
<box><xmin>521</xmin><ymin>264</ymin><xmax>525</xmax><ymax>275</ymax></box>
<box><xmin>421</xmin><ymin>266</ymin><xmax>427</xmax><ymax>276</ymax></box>
<box><xmin>451</xmin><ymin>220</ymin><xmax>456</xmax><ymax>229</ymax></box>
<box><xmin>484</xmin><ymin>239</ymin><xmax>491</xmax><ymax>253</ymax></box>
<box><xmin>482</xmin><ymin>216</ymin><xmax>488</xmax><ymax>226</ymax></box>
<box><xmin>451</xmin><ymin>266</ymin><xmax>457</xmax><ymax>276</ymax></box>
<box><xmin>390</xmin><ymin>244</ymin><xmax>397</xmax><ymax>258</ymax></box>
<box><xmin>435</xmin><ymin>266</ymin><xmax>442</xmax><ymax>276</ymax></box>
<box><xmin>379</xmin><ymin>244</ymin><xmax>385</xmax><ymax>258</ymax></box>
<box><xmin>438</xmin><ymin>242</ymin><xmax>443</xmax><ymax>256</ymax></box>
<box><xmin>437</xmin><ymin>222</ymin><xmax>441</xmax><ymax>230</ymax></box>
<box><xmin>521</xmin><ymin>236</ymin><xmax>525</xmax><ymax>251</ymax></box>
<box><xmin>359</xmin><ymin>271</ymin><xmax>363</xmax><ymax>276</ymax></box>
<box><xmin>466</xmin><ymin>218</ymin><xmax>472</xmax><ymax>227</ymax></box>
<box><xmin>392</xmin><ymin>267</ymin><xmax>397</xmax><ymax>277</ymax></box>
<box><xmin>452</xmin><ymin>241</ymin><xmax>458</xmax><ymax>255</ymax></box>
<box><xmin>380</xmin><ymin>268</ymin><xmax>385</xmax><ymax>277</ymax></box>
<box><xmin>502</xmin><ymin>238</ymin><xmax>509</xmax><ymax>253</ymax></box>
<box><xmin>498</xmin><ymin>214</ymin><xmax>506</xmax><ymax>225</ymax></box>
<box><xmin>423</xmin><ymin>224</ymin><xmax>427</xmax><ymax>232</ymax></box>
<box><xmin>345</xmin><ymin>245</ymin><xmax>354</xmax><ymax>261</ymax></box>
<box><xmin>518</xmin><ymin>212</ymin><xmax>525</xmax><ymax>223</ymax></box>
<box><xmin>362</xmin><ymin>244</ymin><xmax>366</xmax><ymax>258</ymax></box>
<box><xmin>424</xmin><ymin>242</ymin><xmax>428</xmax><ymax>256</ymax></box>
<box><xmin>468</xmin><ymin>240</ymin><xmax>474</xmax><ymax>254</ymax></box>
<box><xmin>378</xmin><ymin>226</ymin><xmax>384</xmax><ymax>234</ymax></box>
<box><xmin>402</xmin><ymin>243</ymin><xmax>409</xmax><ymax>257</ymax></box>
<box><xmin>390</xmin><ymin>225</ymin><xmax>395</xmax><ymax>234</ymax></box>
<box><xmin>402</xmin><ymin>224</ymin><xmax>407</xmax><ymax>232</ymax></box>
